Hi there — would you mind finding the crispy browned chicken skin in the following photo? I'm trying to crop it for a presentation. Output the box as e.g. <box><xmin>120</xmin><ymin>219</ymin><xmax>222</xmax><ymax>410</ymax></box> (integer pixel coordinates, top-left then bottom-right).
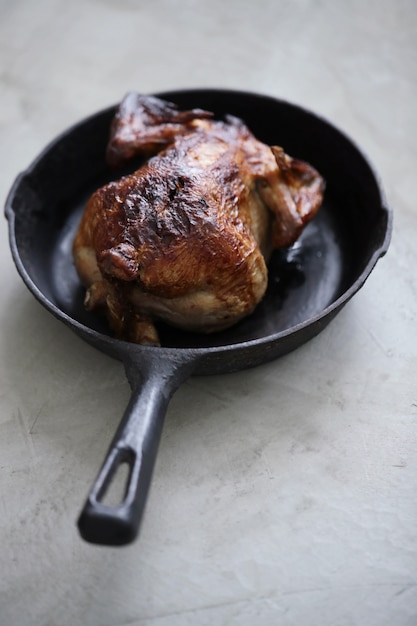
<box><xmin>73</xmin><ymin>93</ymin><xmax>324</xmax><ymax>345</ymax></box>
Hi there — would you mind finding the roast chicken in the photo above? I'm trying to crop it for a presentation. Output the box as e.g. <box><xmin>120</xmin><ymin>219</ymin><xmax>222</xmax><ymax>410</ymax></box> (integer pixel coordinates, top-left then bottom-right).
<box><xmin>73</xmin><ymin>93</ymin><xmax>325</xmax><ymax>345</ymax></box>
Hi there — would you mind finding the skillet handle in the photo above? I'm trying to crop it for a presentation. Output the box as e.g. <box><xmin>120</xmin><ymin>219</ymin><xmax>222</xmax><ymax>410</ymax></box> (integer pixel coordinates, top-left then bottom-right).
<box><xmin>77</xmin><ymin>352</ymin><xmax>196</xmax><ymax>546</ymax></box>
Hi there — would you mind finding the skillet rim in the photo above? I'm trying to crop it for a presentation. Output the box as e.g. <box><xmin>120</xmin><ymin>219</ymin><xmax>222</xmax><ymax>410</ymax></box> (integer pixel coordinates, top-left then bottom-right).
<box><xmin>5</xmin><ymin>87</ymin><xmax>393</xmax><ymax>361</ymax></box>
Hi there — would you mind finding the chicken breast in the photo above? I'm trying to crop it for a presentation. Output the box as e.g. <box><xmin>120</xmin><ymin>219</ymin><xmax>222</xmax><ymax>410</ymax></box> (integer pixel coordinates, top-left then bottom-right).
<box><xmin>73</xmin><ymin>94</ymin><xmax>324</xmax><ymax>345</ymax></box>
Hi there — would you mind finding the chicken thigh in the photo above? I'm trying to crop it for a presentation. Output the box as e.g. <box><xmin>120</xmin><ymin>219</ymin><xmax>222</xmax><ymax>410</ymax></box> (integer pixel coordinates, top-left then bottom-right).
<box><xmin>73</xmin><ymin>94</ymin><xmax>324</xmax><ymax>345</ymax></box>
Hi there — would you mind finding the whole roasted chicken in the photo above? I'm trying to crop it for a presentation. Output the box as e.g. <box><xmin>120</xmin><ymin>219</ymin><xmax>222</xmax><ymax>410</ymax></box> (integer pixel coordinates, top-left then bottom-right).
<box><xmin>73</xmin><ymin>93</ymin><xmax>324</xmax><ymax>345</ymax></box>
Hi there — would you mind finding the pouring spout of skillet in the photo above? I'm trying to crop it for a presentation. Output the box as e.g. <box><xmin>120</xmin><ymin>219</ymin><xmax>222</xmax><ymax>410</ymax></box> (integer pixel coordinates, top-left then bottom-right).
<box><xmin>5</xmin><ymin>89</ymin><xmax>392</xmax><ymax>546</ymax></box>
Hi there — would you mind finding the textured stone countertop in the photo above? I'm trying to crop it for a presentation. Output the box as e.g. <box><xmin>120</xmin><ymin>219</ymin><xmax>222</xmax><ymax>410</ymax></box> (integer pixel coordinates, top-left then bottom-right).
<box><xmin>1</xmin><ymin>1</ymin><xmax>416</xmax><ymax>624</ymax></box>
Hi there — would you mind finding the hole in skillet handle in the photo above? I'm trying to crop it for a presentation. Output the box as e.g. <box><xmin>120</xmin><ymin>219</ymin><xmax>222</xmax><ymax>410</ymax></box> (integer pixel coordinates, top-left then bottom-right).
<box><xmin>96</xmin><ymin>449</ymin><xmax>133</xmax><ymax>508</ymax></box>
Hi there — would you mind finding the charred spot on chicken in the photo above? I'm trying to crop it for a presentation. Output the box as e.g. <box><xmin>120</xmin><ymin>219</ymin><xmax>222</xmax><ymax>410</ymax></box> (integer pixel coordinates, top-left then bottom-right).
<box><xmin>73</xmin><ymin>93</ymin><xmax>325</xmax><ymax>345</ymax></box>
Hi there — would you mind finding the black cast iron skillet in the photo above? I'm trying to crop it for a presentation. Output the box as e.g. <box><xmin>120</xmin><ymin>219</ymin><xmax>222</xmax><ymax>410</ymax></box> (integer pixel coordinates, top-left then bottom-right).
<box><xmin>5</xmin><ymin>89</ymin><xmax>392</xmax><ymax>546</ymax></box>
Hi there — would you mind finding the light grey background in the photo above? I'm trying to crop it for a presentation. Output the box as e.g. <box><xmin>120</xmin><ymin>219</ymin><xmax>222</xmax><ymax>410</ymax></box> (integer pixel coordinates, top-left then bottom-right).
<box><xmin>1</xmin><ymin>1</ymin><xmax>416</xmax><ymax>624</ymax></box>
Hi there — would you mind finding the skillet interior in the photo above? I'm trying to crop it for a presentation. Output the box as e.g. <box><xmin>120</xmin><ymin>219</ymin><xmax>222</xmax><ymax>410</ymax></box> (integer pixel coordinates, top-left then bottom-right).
<box><xmin>7</xmin><ymin>89</ymin><xmax>390</xmax><ymax>364</ymax></box>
